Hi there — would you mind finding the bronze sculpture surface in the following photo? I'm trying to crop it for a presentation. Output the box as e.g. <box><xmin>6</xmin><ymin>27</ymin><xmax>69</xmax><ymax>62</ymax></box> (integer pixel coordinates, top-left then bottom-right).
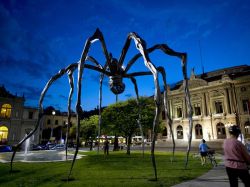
<box><xmin>10</xmin><ymin>28</ymin><xmax>193</xmax><ymax>181</ymax></box>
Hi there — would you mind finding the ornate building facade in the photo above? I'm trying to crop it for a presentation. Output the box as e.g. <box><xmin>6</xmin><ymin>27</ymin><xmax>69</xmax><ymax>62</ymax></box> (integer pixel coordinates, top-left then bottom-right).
<box><xmin>164</xmin><ymin>65</ymin><xmax>250</xmax><ymax>142</ymax></box>
<box><xmin>1</xmin><ymin>65</ymin><xmax>249</xmax><ymax>146</ymax></box>
<box><xmin>0</xmin><ymin>86</ymin><xmax>39</xmax><ymax>145</ymax></box>
<box><xmin>41</xmin><ymin>110</ymin><xmax>77</xmax><ymax>144</ymax></box>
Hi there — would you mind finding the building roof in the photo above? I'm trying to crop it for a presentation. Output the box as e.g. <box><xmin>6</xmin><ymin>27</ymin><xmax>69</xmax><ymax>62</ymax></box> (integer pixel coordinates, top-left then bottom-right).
<box><xmin>200</xmin><ymin>64</ymin><xmax>250</xmax><ymax>82</ymax></box>
<box><xmin>170</xmin><ymin>65</ymin><xmax>250</xmax><ymax>91</ymax></box>
<box><xmin>0</xmin><ymin>85</ymin><xmax>16</xmax><ymax>98</ymax></box>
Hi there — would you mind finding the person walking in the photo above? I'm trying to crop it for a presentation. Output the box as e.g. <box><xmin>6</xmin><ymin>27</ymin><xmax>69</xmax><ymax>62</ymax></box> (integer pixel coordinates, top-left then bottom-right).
<box><xmin>199</xmin><ymin>139</ymin><xmax>209</xmax><ymax>165</ymax></box>
<box><xmin>223</xmin><ymin>125</ymin><xmax>250</xmax><ymax>187</ymax></box>
<box><xmin>104</xmin><ymin>137</ymin><xmax>109</xmax><ymax>155</ymax></box>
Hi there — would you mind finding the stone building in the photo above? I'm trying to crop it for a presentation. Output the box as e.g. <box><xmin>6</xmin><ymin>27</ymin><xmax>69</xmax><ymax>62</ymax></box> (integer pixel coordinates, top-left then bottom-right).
<box><xmin>0</xmin><ymin>86</ymin><xmax>39</xmax><ymax>145</ymax></box>
<box><xmin>41</xmin><ymin>109</ymin><xmax>77</xmax><ymax>144</ymax></box>
<box><xmin>163</xmin><ymin>65</ymin><xmax>250</xmax><ymax>142</ymax></box>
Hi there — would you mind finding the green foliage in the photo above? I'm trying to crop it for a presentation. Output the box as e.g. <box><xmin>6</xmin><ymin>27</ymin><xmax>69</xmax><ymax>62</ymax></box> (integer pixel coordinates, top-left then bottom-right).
<box><xmin>102</xmin><ymin>97</ymin><xmax>156</xmax><ymax>137</ymax></box>
<box><xmin>80</xmin><ymin>115</ymin><xmax>99</xmax><ymax>142</ymax></box>
<box><xmin>0</xmin><ymin>151</ymin><xmax>213</xmax><ymax>187</ymax></box>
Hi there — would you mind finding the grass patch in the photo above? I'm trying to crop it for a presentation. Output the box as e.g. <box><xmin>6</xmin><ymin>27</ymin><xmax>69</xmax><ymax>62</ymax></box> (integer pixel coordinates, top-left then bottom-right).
<box><xmin>0</xmin><ymin>151</ymin><xmax>212</xmax><ymax>187</ymax></box>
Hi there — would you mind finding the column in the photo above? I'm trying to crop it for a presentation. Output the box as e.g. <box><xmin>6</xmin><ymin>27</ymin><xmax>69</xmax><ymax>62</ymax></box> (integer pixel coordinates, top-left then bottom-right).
<box><xmin>224</xmin><ymin>88</ymin><xmax>230</xmax><ymax>114</ymax></box>
<box><xmin>202</xmin><ymin>92</ymin><xmax>207</xmax><ymax>116</ymax></box>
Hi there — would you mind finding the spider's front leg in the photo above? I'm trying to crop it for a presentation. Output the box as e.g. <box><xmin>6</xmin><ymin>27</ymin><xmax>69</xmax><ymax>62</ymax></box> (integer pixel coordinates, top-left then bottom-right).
<box><xmin>157</xmin><ymin>67</ymin><xmax>175</xmax><ymax>162</ymax></box>
<box><xmin>10</xmin><ymin>63</ymin><xmax>78</xmax><ymax>172</ymax></box>
<box><xmin>130</xmin><ymin>77</ymin><xmax>145</xmax><ymax>157</ymax></box>
<box><xmin>126</xmin><ymin>42</ymin><xmax>193</xmax><ymax>168</ymax></box>
<box><xmin>65</xmin><ymin>68</ymin><xmax>76</xmax><ymax>160</ymax></box>
<box><xmin>69</xmin><ymin>29</ymin><xmax>111</xmax><ymax>179</ymax></box>
<box><xmin>121</xmin><ymin>32</ymin><xmax>162</xmax><ymax>181</ymax></box>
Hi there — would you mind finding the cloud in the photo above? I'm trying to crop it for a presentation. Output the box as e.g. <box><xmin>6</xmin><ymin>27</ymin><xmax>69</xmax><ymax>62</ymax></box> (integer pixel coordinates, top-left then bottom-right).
<box><xmin>59</xmin><ymin>94</ymin><xmax>68</xmax><ymax>101</ymax></box>
<box><xmin>2</xmin><ymin>81</ymin><xmax>42</xmax><ymax>101</ymax></box>
<box><xmin>124</xmin><ymin>94</ymin><xmax>132</xmax><ymax>98</ymax></box>
<box><xmin>0</xmin><ymin>3</ymin><xmax>66</xmax><ymax>81</ymax></box>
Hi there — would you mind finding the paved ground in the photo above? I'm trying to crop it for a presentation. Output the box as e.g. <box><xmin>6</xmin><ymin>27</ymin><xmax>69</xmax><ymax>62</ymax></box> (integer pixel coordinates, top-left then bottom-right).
<box><xmin>172</xmin><ymin>160</ymin><xmax>244</xmax><ymax>187</ymax></box>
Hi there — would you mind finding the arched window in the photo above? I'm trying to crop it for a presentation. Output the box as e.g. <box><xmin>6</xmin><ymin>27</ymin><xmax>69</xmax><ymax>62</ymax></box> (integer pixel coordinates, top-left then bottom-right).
<box><xmin>245</xmin><ymin>121</ymin><xmax>250</xmax><ymax>134</ymax></box>
<box><xmin>0</xmin><ymin>126</ymin><xmax>8</xmax><ymax>143</ymax></box>
<box><xmin>162</xmin><ymin>127</ymin><xmax>167</xmax><ymax>136</ymax></box>
<box><xmin>217</xmin><ymin>122</ymin><xmax>226</xmax><ymax>139</ymax></box>
<box><xmin>176</xmin><ymin>125</ymin><xmax>183</xmax><ymax>139</ymax></box>
<box><xmin>195</xmin><ymin>124</ymin><xmax>203</xmax><ymax>139</ymax></box>
<box><xmin>0</xmin><ymin>104</ymin><xmax>12</xmax><ymax>118</ymax></box>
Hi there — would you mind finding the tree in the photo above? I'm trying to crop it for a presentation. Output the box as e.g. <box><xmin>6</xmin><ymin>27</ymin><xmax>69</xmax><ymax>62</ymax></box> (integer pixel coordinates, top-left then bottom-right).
<box><xmin>102</xmin><ymin>97</ymin><xmax>156</xmax><ymax>154</ymax></box>
<box><xmin>80</xmin><ymin>115</ymin><xmax>99</xmax><ymax>150</ymax></box>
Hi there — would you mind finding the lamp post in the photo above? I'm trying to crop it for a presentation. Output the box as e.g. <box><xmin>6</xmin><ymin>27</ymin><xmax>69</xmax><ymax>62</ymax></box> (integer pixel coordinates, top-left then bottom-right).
<box><xmin>60</xmin><ymin>125</ymin><xmax>63</xmax><ymax>144</ymax></box>
<box><xmin>225</xmin><ymin>122</ymin><xmax>233</xmax><ymax>138</ymax></box>
<box><xmin>50</xmin><ymin>111</ymin><xmax>56</xmax><ymax>141</ymax></box>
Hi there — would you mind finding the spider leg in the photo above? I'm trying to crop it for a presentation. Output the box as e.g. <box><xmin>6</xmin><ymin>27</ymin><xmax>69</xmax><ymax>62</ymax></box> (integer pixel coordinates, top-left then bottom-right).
<box><xmin>84</xmin><ymin>56</ymin><xmax>108</xmax><ymax>154</ymax></box>
<box><xmin>10</xmin><ymin>64</ymin><xmax>78</xmax><ymax>172</ymax></box>
<box><xmin>157</xmin><ymin>67</ymin><xmax>176</xmax><ymax>162</ymax></box>
<box><xmin>130</xmin><ymin>77</ymin><xmax>145</xmax><ymax>157</ymax></box>
<box><xmin>85</xmin><ymin>56</ymin><xmax>108</xmax><ymax>154</ymax></box>
<box><xmin>86</xmin><ymin>56</ymin><xmax>104</xmax><ymax>69</ymax></box>
<box><xmin>65</xmin><ymin>68</ymin><xmax>76</xmax><ymax>160</ymax></box>
<box><xmin>97</xmin><ymin>73</ymin><xmax>104</xmax><ymax>153</ymax></box>
<box><xmin>126</xmin><ymin>43</ymin><xmax>194</xmax><ymax>168</ymax></box>
<box><xmin>122</xmin><ymin>32</ymin><xmax>161</xmax><ymax>181</ymax></box>
<box><xmin>84</xmin><ymin>56</ymin><xmax>105</xmax><ymax>154</ymax></box>
<box><xmin>125</xmin><ymin>44</ymin><xmax>186</xmax><ymax>73</ymax></box>
<box><xmin>181</xmin><ymin>57</ymin><xmax>194</xmax><ymax>169</ymax></box>
<box><xmin>70</xmin><ymin>29</ymin><xmax>112</xmax><ymax>179</ymax></box>
<box><xmin>118</xmin><ymin>34</ymin><xmax>132</xmax><ymax>67</ymax></box>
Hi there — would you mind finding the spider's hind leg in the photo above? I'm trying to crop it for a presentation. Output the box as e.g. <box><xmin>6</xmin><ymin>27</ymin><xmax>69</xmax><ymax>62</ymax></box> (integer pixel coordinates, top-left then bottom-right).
<box><xmin>157</xmin><ymin>66</ymin><xmax>175</xmax><ymax>162</ymax></box>
<box><xmin>126</xmin><ymin>32</ymin><xmax>162</xmax><ymax>181</ymax></box>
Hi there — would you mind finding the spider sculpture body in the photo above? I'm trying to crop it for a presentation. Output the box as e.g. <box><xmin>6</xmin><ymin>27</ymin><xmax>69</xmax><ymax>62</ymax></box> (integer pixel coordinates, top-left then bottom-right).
<box><xmin>10</xmin><ymin>29</ymin><xmax>193</xmax><ymax>181</ymax></box>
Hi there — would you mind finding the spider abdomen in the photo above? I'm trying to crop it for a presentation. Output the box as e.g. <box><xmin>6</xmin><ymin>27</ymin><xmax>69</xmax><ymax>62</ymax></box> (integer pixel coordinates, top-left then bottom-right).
<box><xmin>109</xmin><ymin>75</ymin><xmax>125</xmax><ymax>94</ymax></box>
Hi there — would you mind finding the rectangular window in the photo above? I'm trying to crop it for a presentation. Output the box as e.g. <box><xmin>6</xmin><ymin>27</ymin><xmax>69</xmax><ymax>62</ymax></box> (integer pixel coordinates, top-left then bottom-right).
<box><xmin>195</xmin><ymin>107</ymin><xmax>201</xmax><ymax>115</ymax></box>
<box><xmin>215</xmin><ymin>101</ymin><xmax>223</xmax><ymax>114</ymax></box>
<box><xmin>177</xmin><ymin>107</ymin><xmax>182</xmax><ymax>118</ymax></box>
<box><xmin>28</xmin><ymin>112</ymin><xmax>33</xmax><ymax>119</ymax></box>
<box><xmin>47</xmin><ymin>119</ymin><xmax>51</xmax><ymax>125</ymax></box>
<box><xmin>193</xmin><ymin>104</ymin><xmax>201</xmax><ymax>116</ymax></box>
<box><xmin>242</xmin><ymin>99</ymin><xmax>250</xmax><ymax>113</ymax></box>
<box><xmin>55</xmin><ymin>120</ymin><xmax>58</xmax><ymax>125</ymax></box>
<box><xmin>162</xmin><ymin>111</ymin><xmax>166</xmax><ymax>120</ymax></box>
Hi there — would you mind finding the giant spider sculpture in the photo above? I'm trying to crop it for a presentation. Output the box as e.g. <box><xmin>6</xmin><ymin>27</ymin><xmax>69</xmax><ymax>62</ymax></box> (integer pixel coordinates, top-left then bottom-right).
<box><xmin>10</xmin><ymin>29</ymin><xmax>193</xmax><ymax>181</ymax></box>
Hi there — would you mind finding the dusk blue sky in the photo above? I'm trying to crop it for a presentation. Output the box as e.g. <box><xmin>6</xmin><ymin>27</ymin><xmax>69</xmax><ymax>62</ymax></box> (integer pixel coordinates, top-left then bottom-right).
<box><xmin>0</xmin><ymin>0</ymin><xmax>250</xmax><ymax>111</ymax></box>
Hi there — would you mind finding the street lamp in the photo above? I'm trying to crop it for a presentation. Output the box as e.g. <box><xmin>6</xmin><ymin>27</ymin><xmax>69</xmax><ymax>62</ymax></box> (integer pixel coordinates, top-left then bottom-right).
<box><xmin>50</xmin><ymin>110</ymin><xmax>56</xmax><ymax>141</ymax></box>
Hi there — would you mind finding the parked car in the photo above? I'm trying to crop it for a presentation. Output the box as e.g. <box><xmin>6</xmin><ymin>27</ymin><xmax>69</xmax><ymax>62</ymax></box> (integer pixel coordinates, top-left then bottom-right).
<box><xmin>51</xmin><ymin>144</ymin><xmax>65</xmax><ymax>150</ymax></box>
<box><xmin>45</xmin><ymin>143</ymin><xmax>56</xmax><ymax>150</ymax></box>
<box><xmin>32</xmin><ymin>144</ymin><xmax>46</xmax><ymax>151</ymax></box>
<box><xmin>0</xmin><ymin>145</ymin><xmax>12</xmax><ymax>152</ymax></box>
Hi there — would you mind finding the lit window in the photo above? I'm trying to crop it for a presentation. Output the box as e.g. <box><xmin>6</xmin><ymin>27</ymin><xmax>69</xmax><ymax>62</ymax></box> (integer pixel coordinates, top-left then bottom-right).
<box><xmin>0</xmin><ymin>104</ymin><xmax>12</xmax><ymax>118</ymax></box>
<box><xmin>0</xmin><ymin>126</ymin><xmax>8</xmax><ymax>141</ymax></box>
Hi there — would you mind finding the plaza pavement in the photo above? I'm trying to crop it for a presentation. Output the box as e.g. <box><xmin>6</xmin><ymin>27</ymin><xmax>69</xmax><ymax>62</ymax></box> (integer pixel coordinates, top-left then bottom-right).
<box><xmin>172</xmin><ymin>157</ymin><xmax>244</xmax><ymax>187</ymax></box>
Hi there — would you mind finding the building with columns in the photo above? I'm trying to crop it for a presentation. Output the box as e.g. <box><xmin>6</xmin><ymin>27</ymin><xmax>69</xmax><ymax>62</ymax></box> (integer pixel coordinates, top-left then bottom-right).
<box><xmin>41</xmin><ymin>109</ymin><xmax>77</xmax><ymax>144</ymax></box>
<box><xmin>1</xmin><ymin>65</ymin><xmax>250</xmax><ymax>146</ymax></box>
<box><xmin>0</xmin><ymin>86</ymin><xmax>39</xmax><ymax>145</ymax></box>
<box><xmin>164</xmin><ymin>65</ymin><xmax>250</xmax><ymax>142</ymax></box>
